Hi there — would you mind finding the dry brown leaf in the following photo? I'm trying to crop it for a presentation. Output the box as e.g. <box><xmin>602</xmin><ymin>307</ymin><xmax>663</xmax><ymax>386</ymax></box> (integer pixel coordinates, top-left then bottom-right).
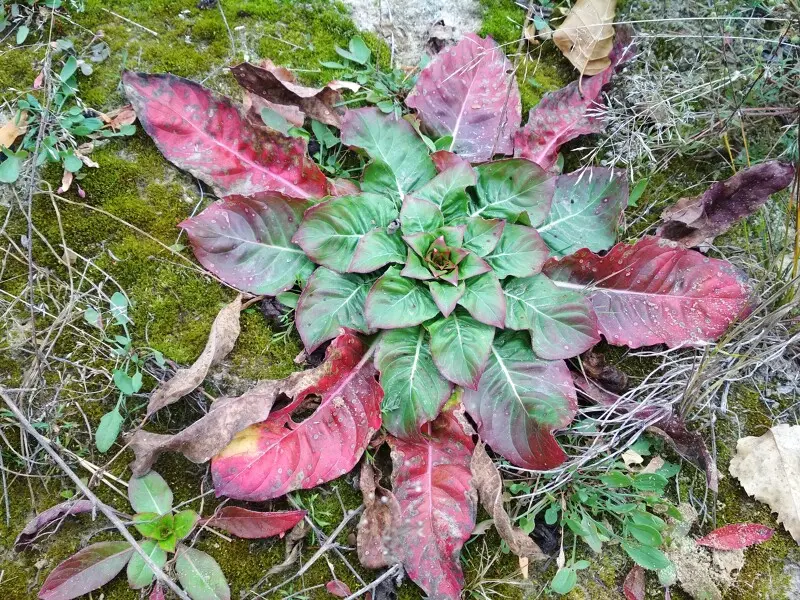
<box><xmin>147</xmin><ymin>295</ymin><xmax>242</xmax><ymax>415</ymax></box>
<box><xmin>649</xmin><ymin>417</ymin><xmax>718</xmax><ymax>493</ymax></box>
<box><xmin>553</xmin><ymin>0</ymin><xmax>617</xmax><ymax>76</ymax></box>
<box><xmin>356</xmin><ymin>460</ymin><xmax>400</xmax><ymax>569</ymax></box>
<box><xmin>101</xmin><ymin>104</ymin><xmax>137</xmax><ymax>129</ymax></box>
<box><xmin>128</xmin><ymin>366</ymin><xmax>326</xmax><ymax>475</ymax></box>
<box><xmin>242</xmin><ymin>90</ymin><xmax>305</xmax><ymax>129</ymax></box>
<box><xmin>470</xmin><ymin>443</ymin><xmax>546</xmax><ymax>559</ymax></box>
<box><xmin>0</xmin><ymin>111</ymin><xmax>28</xmax><ymax>149</ymax></box>
<box><xmin>729</xmin><ymin>424</ymin><xmax>800</xmax><ymax>544</ymax></box>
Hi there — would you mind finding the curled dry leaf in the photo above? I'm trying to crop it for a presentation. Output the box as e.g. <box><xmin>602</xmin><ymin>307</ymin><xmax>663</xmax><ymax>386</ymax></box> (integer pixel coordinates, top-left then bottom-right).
<box><xmin>581</xmin><ymin>349</ymin><xmax>628</xmax><ymax>394</ymax></box>
<box><xmin>0</xmin><ymin>110</ymin><xmax>27</xmax><ymax>148</ymax></box>
<box><xmin>657</xmin><ymin>161</ymin><xmax>795</xmax><ymax>247</ymax></box>
<box><xmin>623</xmin><ymin>565</ymin><xmax>645</xmax><ymax>600</ymax></box>
<box><xmin>147</xmin><ymin>295</ymin><xmax>242</xmax><ymax>415</ymax></box>
<box><xmin>649</xmin><ymin>417</ymin><xmax>718</xmax><ymax>493</ymax></box>
<box><xmin>129</xmin><ymin>330</ymin><xmax>360</xmax><ymax>475</ymax></box>
<box><xmin>470</xmin><ymin>442</ymin><xmax>545</xmax><ymax>559</ymax></box>
<box><xmin>100</xmin><ymin>104</ymin><xmax>137</xmax><ymax>130</ymax></box>
<box><xmin>200</xmin><ymin>507</ymin><xmax>306</xmax><ymax>539</ymax></box>
<box><xmin>695</xmin><ymin>523</ymin><xmax>774</xmax><ymax>551</ymax></box>
<box><xmin>15</xmin><ymin>499</ymin><xmax>95</xmax><ymax>550</ymax></box>
<box><xmin>553</xmin><ymin>0</ymin><xmax>617</xmax><ymax>76</ymax></box>
<box><xmin>232</xmin><ymin>61</ymin><xmax>345</xmax><ymax>128</ymax></box>
<box><xmin>357</xmin><ymin>460</ymin><xmax>401</xmax><ymax>569</ymax></box>
<box><xmin>729</xmin><ymin>424</ymin><xmax>800</xmax><ymax>544</ymax></box>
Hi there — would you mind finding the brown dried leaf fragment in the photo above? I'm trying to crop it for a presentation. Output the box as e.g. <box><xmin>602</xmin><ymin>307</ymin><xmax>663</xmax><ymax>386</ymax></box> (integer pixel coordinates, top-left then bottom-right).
<box><xmin>553</xmin><ymin>0</ymin><xmax>617</xmax><ymax>76</ymax></box>
<box><xmin>470</xmin><ymin>443</ymin><xmax>545</xmax><ymax>559</ymax></box>
<box><xmin>357</xmin><ymin>460</ymin><xmax>401</xmax><ymax>569</ymax></box>
<box><xmin>657</xmin><ymin>161</ymin><xmax>795</xmax><ymax>247</ymax></box>
<box><xmin>15</xmin><ymin>499</ymin><xmax>95</xmax><ymax>550</ymax></box>
<box><xmin>0</xmin><ymin>110</ymin><xmax>27</xmax><ymax>148</ymax></box>
<box><xmin>129</xmin><ymin>366</ymin><xmax>326</xmax><ymax>475</ymax></box>
<box><xmin>649</xmin><ymin>417</ymin><xmax>718</xmax><ymax>493</ymax></box>
<box><xmin>729</xmin><ymin>424</ymin><xmax>800</xmax><ymax>544</ymax></box>
<box><xmin>232</xmin><ymin>61</ymin><xmax>345</xmax><ymax>128</ymax></box>
<box><xmin>147</xmin><ymin>295</ymin><xmax>242</xmax><ymax>415</ymax></box>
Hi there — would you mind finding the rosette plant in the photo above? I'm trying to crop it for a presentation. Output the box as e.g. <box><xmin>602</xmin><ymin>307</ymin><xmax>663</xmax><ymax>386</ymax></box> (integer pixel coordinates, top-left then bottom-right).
<box><xmin>121</xmin><ymin>32</ymin><xmax>756</xmax><ymax>600</ymax></box>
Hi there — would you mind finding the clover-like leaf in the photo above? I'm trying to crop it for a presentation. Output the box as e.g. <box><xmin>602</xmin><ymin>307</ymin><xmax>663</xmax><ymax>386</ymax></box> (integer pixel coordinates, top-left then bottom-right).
<box><xmin>472</xmin><ymin>159</ymin><xmax>555</xmax><ymax>225</ymax></box>
<box><xmin>292</xmin><ymin>193</ymin><xmax>399</xmax><ymax>272</ymax></box>
<box><xmin>176</xmin><ymin>546</ymin><xmax>231</xmax><ymax>600</ymax></box>
<box><xmin>462</xmin><ymin>331</ymin><xmax>577</xmax><ymax>470</ymax></box>
<box><xmin>128</xmin><ymin>471</ymin><xmax>172</xmax><ymax>515</ymax></box>
<box><xmin>365</xmin><ymin>266</ymin><xmax>440</xmax><ymax>329</ymax></box>
<box><xmin>485</xmin><ymin>223</ymin><xmax>549</xmax><ymax>279</ymax></box>
<box><xmin>39</xmin><ymin>541</ymin><xmax>134</xmax><ymax>600</ymax></box>
<box><xmin>463</xmin><ymin>217</ymin><xmax>505</xmax><ymax>257</ymax></box>
<box><xmin>341</xmin><ymin>107</ymin><xmax>436</xmax><ymax>196</ymax></box>
<box><xmin>127</xmin><ymin>539</ymin><xmax>167</xmax><ymax>590</ymax></box>
<box><xmin>538</xmin><ymin>168</ymin><xmax>628</xmax><ymax>257</ymax></box>
<box><xmin>457</xmin><ymin>272</ymin><xmax>506</xmax><ymax>328</ymax></box>
<box><xmin>179</xmin><ymin>193</ymin><xmax>314</xmax><ymax>295</ymax></box>
<box><xmin>503</xmin><ymin>274</ymin><xmax>600</xmax><ymax>360</ymax></box>
<box><xmin>426</xmin><ymin>309</ymin><xmax>494</xmax><ymax>389</ymax></box>
<box><xmin>295</xmin><ymin>268</ymin><xmax>376</xmax><ymax>352</ymax></box>
<box><xmin>544</xmin><ymin>236</ymin><xmax>753</xmax><ymax>348</ymax></box>
<box><xmin>375</xmin><ymin>327</ymin><xmax>453</xmax><ymax>439</ymax></box>
<box><xmin>406</xmin><ymin>34</ymin><xmax>521</xmax><ymax>161</ymax></box>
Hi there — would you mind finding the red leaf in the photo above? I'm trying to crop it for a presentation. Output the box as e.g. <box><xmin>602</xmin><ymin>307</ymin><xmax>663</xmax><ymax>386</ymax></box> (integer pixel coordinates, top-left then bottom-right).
<box><xmin>39</xmin><ymin>541</ymin><xmax>133</xmax><ymax>600</ymax></box>
<box><xmin>513</xmin><ymin>27</ymin><xmax>634</xmax><ymax>171</ymax></box>
<box><xmin>201</xmin><ymin>507</ymin><xmax>306</xmax><ymax>539</ymax></box>
<box><xmin>431</xmin><ymin>150</ymin><xmax>471</xmax><ymax>174</ymax></box>
<box><xmin>16</xmin><ymin>499</ymin><xmax>95</xmax><ymax>550</ymax></box>
<box><xmin>326</xmin><ymin>580</ymin><xmax>352</xmax><ymax>597</ymax></box>
<box><xmin>387</xmin><ymin>409</ymin><xmax>477</xmax><ymax>600</ymax></box>
<box><xmin>623</xmin><ymin>566</ymin><xmax>646</xmax><ymax>600</ymax></box>
<box><xmin>211</xmin><ymin>331</ymin><xmax>382</xmax><ymax>501</ymax></box>
<box><xmin>544</xmin><ymin>236</ymin><xmax>752</xmax><ymax>349</ymax></box>
<box><xmin>150</xmin><ymin>584</ymin><xmax>165</xmax><ymax>600</ymax></box>
<box><xmin>178</xmin><ymin>193</ymin><xmax>314</xmax><ymax>295</ymax></box>
<box><xmin>406</xmin><ymin>34</ymin><xmax>521</xmax><ymax>161</ymax></box>
<box><xmin>122</xmin><ymin>71</ymin><xmax>328</xmax><ymax>199</ymax></box>
<box><xmin>695</xmin><ymin>523</ymin><xmax>774</xmax><ymax>550</ymax></box>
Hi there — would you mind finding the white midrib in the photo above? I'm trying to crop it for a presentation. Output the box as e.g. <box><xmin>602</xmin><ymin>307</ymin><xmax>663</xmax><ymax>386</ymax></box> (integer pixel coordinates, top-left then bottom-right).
<box><xmin>550</xmin><ymin>278</ymin><xmax>719</xmax><ymax>302</ymax></box>
<box><xmin>470</xmin><ymin>181</ymin><xmax>546</xmax><ymax>218</ymax></box>
<box><xmin>219</xmin><ymin>233</ymin><xmax>305</xmax><ymax>254</ymax></box>
<box><xmin>406</xmin><ymin>328</ymin><xmax>424</xmax><ymax>403</ymax></box>
<box><xmin>448</xmin><ymin>67</ymin><xmax>480</xmax><ymax>151</ymax></box>
<box><xmin>490</xmin><ymin>346</ymin><xmax>524</xmax><ymax>410</ymax></box>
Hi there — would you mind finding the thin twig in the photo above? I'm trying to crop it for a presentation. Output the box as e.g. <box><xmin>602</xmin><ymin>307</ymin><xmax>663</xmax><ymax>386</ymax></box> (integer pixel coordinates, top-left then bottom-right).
<box><xmin>343</xmin><ymin>564</ymin><xmax>402</xmax><ymax>600</ymax></box>
<box><xmin>100</xmin><ymin>8</ymin><xmax>159</xmax><ymax>37</ymax></box>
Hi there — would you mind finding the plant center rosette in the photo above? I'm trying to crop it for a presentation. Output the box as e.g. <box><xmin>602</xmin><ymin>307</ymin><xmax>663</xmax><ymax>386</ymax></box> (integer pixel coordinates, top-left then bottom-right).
<box><xmin>123</xmin><ymin>31</ymin><xmax>759</xmax><ymax>600</ymax></box>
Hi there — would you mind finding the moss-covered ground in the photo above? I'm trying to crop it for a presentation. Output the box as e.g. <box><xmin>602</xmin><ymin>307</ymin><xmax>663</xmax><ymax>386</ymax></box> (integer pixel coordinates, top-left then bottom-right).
<box><xmin>0</xmin><ymin>0</ymin><xmax>797</xmax><ymax>598</ymax></box>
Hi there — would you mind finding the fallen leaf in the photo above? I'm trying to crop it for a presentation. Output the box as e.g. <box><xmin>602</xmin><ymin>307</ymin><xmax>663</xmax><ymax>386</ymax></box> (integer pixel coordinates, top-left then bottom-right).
<box><xmin>648</xmin><ymin>417</ymin><xmax>718</xmax><ymax>493</ymax></box>
<box><xmin>406</xmin><ymin>34</ymin><xmax>521</xmax><ymax>161</ymax></box>
<box><xmin>326</xmin><ymin>580</ymin><xmax>352</xmax><ymax>598</ymax></box>
<box><xmin>470</xmin><ymin>442</ymin><xmax>545</xmax><ymax>559</ymax></box>
<box><xmin>267</xmin><ymin>520</ymin><xmax>308</xmax><ymax>576</ymax></box>
<box><xmin>641</xmin><ymin>456</ymin><xmax>665</xmax><ymax>474</ymax></box>
<box><xmin>514</xmin><ymin>26</ymin><xmax>634</xmax><ymax>171</ymax></box>
<box><xmin>623</xmin><ymin>565</ymin><xmax>645</xmax><ymax>600</ymax></box>
<box><xmin>0</xmin><ymin>110</ymin><xmax>27</xmax><ymax>149</ymax></box>
<box><xmin>357</xmin><ymin>460</ymin><xmax>401</xmax><ymax>569</ymax></box>
<box><xmin>656</xmin><ymin>161</ymin><xmax>795</xmax><ymax>247</ymax></box>
<box><xmin>200</xmin><ymin>507</ymin><xmax>306</xmax><ymax>539</ymax></box>
<box><xmin>211</xmin><ymin>331</ymin><xmax>383</xmax><ymax>501</ymax></box>
<box><xmin>571</xmin><ymin>371</ymin><xmax>620</xmax><ymax>406</ymax></box>
<box><xmin>582</xmin><ymin>349</ymin><xmax>628</xmax><ymax>394</ymax></box>
<box><xmin>242</xmin><ymin>90</ymin><xmax>305</xmax><ymax>129</ymax></box>
<box><xmin>129</xmin><ymin>330</ymin><xmax>362</xmax><ymax>475</ymax></box>
<box><xmin>147</xmin><ymin>295</ymin><xmax>242</xmax><ymax>415</ymax></box>
<box><xmin>58</xmin><ymin>170</ymin><xmax>74</xmax><ymax>194</ymax></box>
<box><xmin>123</xmin><ymin>71</ymin><xmax>328</xmax><ymax>199</ymax></box>
<box><xmin>15</xmin><ymin>499</ymin><xmax>95</xmax><ymax>550</ymax></box>
<box><xmin>553</xmin><ymin>0</ymin><xmax>617</xmax><ymax>76</ymax></box>
<box><xmin>729</xmin><ymin>424</ymin><xmax>800</xmax><ymax>544</ymax></box>
<box><xmin>39</xmin><ymin>541</ymin><xmax>134</xmax><ymax>600</ymax></box>
<box><xmin>695</xmin><ymin>523</ymin><xmax>774</xmax><ymax>550</ymax></box>
<box><xmin>101</xmin><ymin>104</ymin><xmax>137</xmax><ymax>129</ymax></box>
<box><xmin>622</xmin><ymin>450</ymin><xmax>644</xmax><ymax>468</ymax></box>
<box><xmin>232</xmin><ymin>61</ymin><xmax>344</xmax><ymax>127</ymax></box>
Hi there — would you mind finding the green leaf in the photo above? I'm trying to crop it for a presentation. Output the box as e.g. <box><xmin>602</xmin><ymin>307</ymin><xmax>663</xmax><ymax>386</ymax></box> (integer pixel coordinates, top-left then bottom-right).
<box><xmin>412</xmin><ymin>161</ymin><xmax>474</xmax><ymax>224</ymax></box>
<box><xmin>174</xmin><ymin>510</ymin><xmax>200</xmax><ymax>540</ymax></box>
<box><xmin>361</xmin><ymin>159</ymin><xmax>402</xmax><ymax>204</ymax></box>
<box><xmin>293</xmin><ymin>193</ymin><xmax>399</xmax><ymax>272</ymax></box>
<box><xmin>457</xmin><ymin>272</ymin><xmax>506</xmax><ymax>328</ymax></box>
<box><xmin>628</xmin><ymin>522</ymin><xmax>664</xmax><ymax>547</ymax></box>
<box><xmin>472</xmin><ymin>159</ymin><xmax>554</xmax><ymax>225</ymax></box>
<box><xmin>113</xmin><ymin>369</ymin><xmax>141</xmax><ymax>395</ymax></box>
<box><xmin>109</xmin><ymin>292</ymin><xmax>129</xmax><ymax>325</ymax></box>
<box><xmin>428</xmin><ymin>280</ymin><xmax>465</xmax><ymax>316</ymax></box>
<box><xmin>375</xmin><ymin>327</ymin><xmax>452</xmax><ymax>438</ymax></box>
<box><xmin>400</xmin><ymin>196</ymin><xmax>444</xmax><ymax>234</ymax></box>
<box><xmin>341</xmin><ymin>108</ymin><xmax>436</xmax><ymax>196</ymax></box>
<box><xmin>632</xmin><ymin>473</ymin><xmax>668</xmax><ymax>492</ymax></box>
<box><xmin>95</xmin><ymin>408</ymin><xmax>123</xmax><ymax>453</ymax></box>
<box><xmin>457</xmin><ymin>252</ymin><xmax>491</xmax><ymax>280</ymax></box>
<box><xmin>628</xmin><ymin>178</ymin><xmax>648</xmax><ymax>208</ymax></box>
<box><xmin>463</xmin><ymin>217</ymin><xmax>504</xmax><ymax>257</ymax></box>
<box><xmin>126</xmin><ymin>539</ymin><xmax>167</xmax><ymax>589</ymax></box>
<box><xmin>0</xmin><ymin>153</ymin><xmax>23</xmax><ymax>183</ymax></box>
<box><xmin>538</xmin><ymin>168</ymin><xmax>628</xmax><ymax>257</ymax></box>
<box><xmin>485</xmin><ymin>224</ymin><xmax>548</xmax><ymax>279</ymax></box>
<box><xmin>311</xmin><ymin>119</ymin><xmax>339</xmax><ymax>148</ymax></box>
<box><xmin>176</xmin><ymin>546</ymin><xmax>231</xmax><ymax>600</ymax></box>
<box><xmin>598</xmin><ymin>472</ymin><xmax>633</xmax><ymax>488</ymax></box>
<box><xmin>365</xmin><ymin>266</ymin><xmax>439</xmax><ymax>329</ymax></box>
<box><xmin>502</xmin><ymin>274</ymin><xmax>599</xmax><ymax>360</ymax></box>
<box><xmin>349</xmin><ymin>36</ymin><xmax>372</xmax><ymax>64</ymax></box>
<box><xmin>259</xmin><ymin>106</ymin><xmax>290</xmax><ymax>135</ymax></box>
<box><xmin>426</xmin><ymin>310</ymin><xmax>494</xmax><ymax>388</ymax></box>
<box><xmin>133</xmin><ymin>512</ymin><xmax>171</xmax><ymax>539</ymax></box>
<box><xmin>551</xmin><ymin>567</ymin><xmax>577</xmax><ymax>594</ymax></box>
<box><xmin>622</xmin><ymin>541</ymin><xmax>671</xmax><ymax>570</ymax></box>
<box><xmin>349</xmin><ymin>229</ymin><xmax>406</xmax><ymax>273</ymax></box>
<box><xmin>83</xmin><ymin>307</ymin><xmax>101</xmax><ymax>327</ymax></box>
<box><xmin>16</xmin><ymin>25</ymin><xmax>30</xmax><ymax>44</ymax></box>
<box><xmin>60</xmin><ymin>55</ymin><xmax>79</xmax><ymax>81</ymax></box>
<box><xmin>128</xmin><ymin>471</ymin><xmax>173</xmax><ymax>515</ymax></box>
<box><xmin>296</xmin><ymin>268</ymin><xmax>375</xmax><ymax>352</ymax></box>
<box><xmin>631</xmin><ymin>510</ymin><xmax>666</xmax><ymax>531</ymax></box>
<box><xmin>401</xmin><ymin>249</ymin><xmax>433</xmax><ymax>280</ymax></box>
<box><xmin>544</xmin><ymin>503</ymin><xmax>559</xmax><ymax>525</ymax></box>
<box><xmin>158</xmin><ymin>532</ymin><xmax>178</xmax><ymax>553</ymax></box>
